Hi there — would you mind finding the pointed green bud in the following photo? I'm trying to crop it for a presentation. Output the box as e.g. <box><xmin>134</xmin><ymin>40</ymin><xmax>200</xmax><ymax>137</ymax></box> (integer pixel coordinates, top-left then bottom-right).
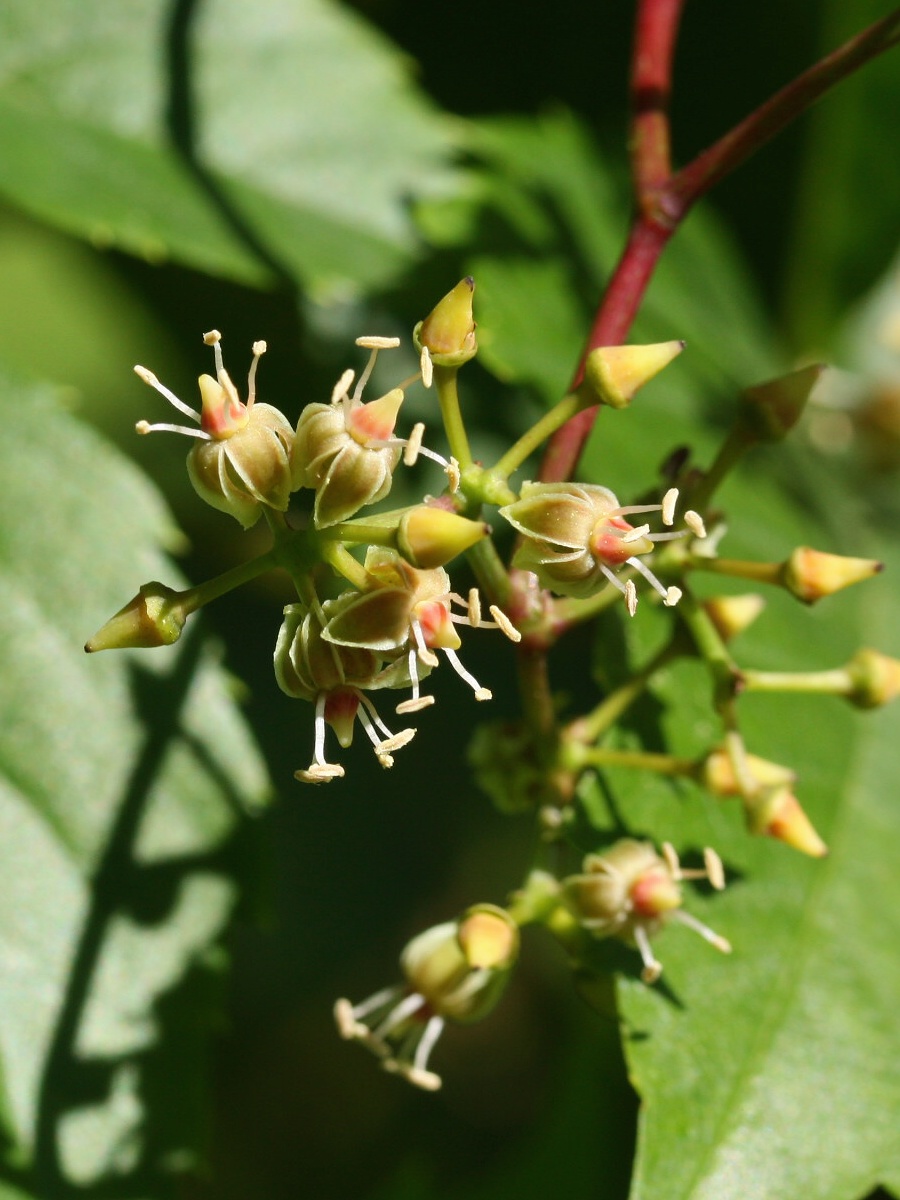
<box><xmin>580</xmin><ymin>341</ymin><xmax>684</xmax><ymax>410</ymax></box>
<box><xmin>397</xmin><ymin>506</ymin><xmax>488</xmax><ymax>569</ymax></box>
<box><xmin>782</xmin><ymin>547</ymin><xmax>883</xmax><ymax>604</ymax></box>
<box><xmin>739</xmin><ymin>363</ymin><xmax>825</xmax><ymax>443</ymax></box>
<box><xmin>700</xmin><ymin>746</ymin><xmax>796</xmax><ymax>797</ymax></box>
<box><xmin>85</xmin><ymin>582</ymin><xmax>187</xmax><ymax>652</ymax></box>
<box><xmin>414</xmin><ymin>278</ymin><xmax>477</xmax><ymax>367</ymax></box>
<box><xmin>743</xmin><ymin>787</ymin><xmax>828</xmax><ymax>858</ymax></box>
<box><xmin>703</xmin><ymin>593</ymin><xmax>766</xmax><ymax>641</ymax></box>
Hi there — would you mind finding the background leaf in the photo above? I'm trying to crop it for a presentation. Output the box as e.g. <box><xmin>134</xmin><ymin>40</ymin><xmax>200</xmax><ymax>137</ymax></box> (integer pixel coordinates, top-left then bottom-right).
<box><xmin>0</xmin><ymin>371</ymin><xmax>269</xmax><ymax>1195</ymax></box>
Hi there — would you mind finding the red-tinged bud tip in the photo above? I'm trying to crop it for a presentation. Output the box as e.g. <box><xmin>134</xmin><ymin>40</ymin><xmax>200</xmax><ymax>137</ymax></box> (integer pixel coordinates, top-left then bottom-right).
<box><xmin>397</xmin><ymin>507</ymin><xmax>488</xmax><ymax>569</ymax></box>
<box><xmin>414</xmin><ymin>279</ymin><xmax>477</xmax><ymax>366</ymax></box>
<box><xmin>348</xmin><ymin>388</ymin><xmax>404</xmax><ymax>445</ymax></box>
<box><xmin>457</xmin><ymin>905</ymin><xmax>519</xmax><ymax>970</ymax></box>
<box><xmin>85</xmin><ymin>582</ymin><xmax>188</xmax><ymax>652</ymax></box>
<box><xmin>581</xmin><ymin>341</ymin><xmax>684</xmax><ymax>410</ymax></box>
<box><xmin>783</xmin><ymin>547</ymin><xmax>883</xmax><ymax>604</ymax></box>
<box><xmin>630</xmin><ymin>868</ymin><xmax>682</xmax><ymax>917</ymax></box>
<box><xmin>745</xmin><ymin>788</ymin><xmax>828</xmax><ymax>857</ymax></box>
<box><xmin>324</xmin><ymin>688</ymin><xmax>361</xmax><ymax>748</ymax></box>
<box><xmin>198</xmin><ymin>373</ymin><xmax>248</xmax><ymax>438</ymax></box>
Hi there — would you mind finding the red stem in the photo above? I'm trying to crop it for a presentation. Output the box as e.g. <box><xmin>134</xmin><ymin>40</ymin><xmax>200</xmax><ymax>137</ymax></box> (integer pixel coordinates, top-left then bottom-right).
<box><xmin>539</xmin><ymin>3</ymin><xmax>900</xmax><ymax>485</ymax></box>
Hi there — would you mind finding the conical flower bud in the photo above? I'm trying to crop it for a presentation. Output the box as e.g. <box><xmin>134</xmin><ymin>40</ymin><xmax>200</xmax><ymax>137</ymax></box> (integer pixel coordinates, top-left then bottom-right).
<box><xmin>703</xmin><ymin>593</ymin><xmax>766</xmax><ymax>641</ymax></box>
<box><xmin>85</xmin><ymin>582</ymin><xmax>187</xmax><ymax>652</ymax></box>
<box><xmin>397</xmin><ymin>506</ymin><xmax>488</xmax><ymax>569</ymax></box>
<box><xmin>581</xmin><ymin>341</ymin><xmax>684</xmax><ymax>410</ymax></box>
<box><xmin>782</xmin><ymin>547</ymin><xmax>883</xmax><ymax>604</ymax></box>
<box><xmin>701</xmin><ymin>747</ymin><xmax>796</xmax><ymax>797</ymax></box>
<box><xmin>414</xmin><ymin>278</ymin><xmax>477</xmax><ymax>367</ymax></box>
<box><xmin>743</xmin><ymin>787</ymin><xmax>828</xmax><ymax>857</ymax></box>
<box><xmin>739</xmin><ymin>363</ymin><xmax>825</xmax><ymax>443</ymax></box>
<box><xmin>845</xmin><ymin>647</ymin><xmax>900</xmax><ymax>709</ymax></box>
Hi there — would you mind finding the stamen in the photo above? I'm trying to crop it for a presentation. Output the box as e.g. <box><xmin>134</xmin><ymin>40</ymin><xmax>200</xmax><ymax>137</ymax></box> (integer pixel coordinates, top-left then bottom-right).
<box><xmin>467</xmin><ymin>588</ymin><xmax>482</xmax><ymax>626</ymax></box>
<box><xmin>377</xmin><ymin>728</ymin><xmax>417</xmax><ymax>755</ymax></box>
<box><xmin>704</xmin><ymin>847</ymin><xmax>726</xmax><ymax>890</ymax></box>
<box><xmin>664</xmin><ymin>586</ymin><xmax>683</xmax><ymax>607</ymax></box>
<box><xmin>413</xmin><ymin>1014</ymin><xmax>445</xmax><ymax>1074</ymax></box>
<box><xmin>623</xmin><ymin>523</ymin><xmax>651</xmax><ymax>543</ymax></box>
<box><xmin>628</xmin><ymin>555</ymin><xmax>670</xmax><ymax>601</ymax></box>
<box><xmin>350</xmin><ymin>985</ymin><xmax>404</xmax><ymax>1022</ymax></box>
<box><xmin>404</xmin><ymin>423</ymin><xmax>424</xmax><ymax>466</ymax></box>
<box><xmin>396</xmin><ymin>695</ymin><xmax>435</xmax><ymax>714</ymax></box>
<box><xmin>671</xmin><ymin>909</ymin><xmax>732</xmax><ymax>954</ymax></box>
<box><xmin>662</xmin><ymin>487</ymin><xmax>679</xmax><ymax>526</ymax></box>
<box><xmin>134</xmin><ymin>365</ymin><xmax>202</xmax><ymax>423</ymax></box>
<box><xmin>489</xmin><ymin>605</ymin><xmax>521</xmax><ymax>642</ymax></box>
<box><xmin>684</xmin><ymin>509</ymin><xmax>707</xmax><ymax>538</ymax></box>
<box><xmin>411</xmin><ymin>619</ymin><xmax>440</xmax><ymax>668</ymax></box>
<box><xmin>662</xmin><ymin>842</ymin><xmax>680</xmax><ymax>876</ymax></box>
<box><xmin>634</xmin><ymin>924</ymin><xmax>663</xmax><ymax>982</ymax></box>
<box><xmin>420</xmin><ymin>346</ymin><xmax>433</xmax><ymax>388</ymax></box>
<box><xmin>600</xmin><ymin>564</ymin><xmax>629</xmax><ymax>595</ymax></box>
<box><xmin>352</xmin><ymin>349</ymin><xmax>379</xmax><ymax>402</ymax></box>
<box><xmin>332</xmin><ymin>368</ymin><xmax>355</xmax><ymax>405</ymax></box>
<box><xmin>443</xmin><ymin>647</ymin><xmax>492</xmax><ymax>700</ymax></box>
<box><xmin>295</xmin><ymin>763</ymin><xmax>345</xmax><ymax>783</ymax></box>
<box><xmin>135</xmin><ymin>420</ymin><xmax>209</xmax><ymax>440</ymax></box>
<box><xmin>372</xmin><ymin>991</ymin><xmax>426</xmax><ymax>1039</ymax></box>
<box><xmin>355</xmin><ymin>335</ymin><xmax>401</xmax><ymax>350</ymax></box>
<box><xmin>625</xmin><ymin>579</ymin><xmax>639</xmax><ymax>616</ymax></box>
<box><xmin>247</xmin><ymin>339</ymin><xmax>267</xmax><ymax>409</ymax></box>
<box><xmin>445</xmin><ymin>457</ymin><xmax>461</xmax><ymax>492</ymax></box>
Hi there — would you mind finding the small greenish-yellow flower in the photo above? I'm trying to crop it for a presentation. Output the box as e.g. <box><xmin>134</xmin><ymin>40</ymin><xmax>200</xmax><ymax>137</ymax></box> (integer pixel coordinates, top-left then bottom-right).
<box><xmin>320</xmin><ymin>548</ymin><xmax>518</xmax><ymax>713</ymax></box>
<box><xmin>500</xmin><ymin>482</ymin><xmax>699</xmax><ymax>612</ymax></box>
<box><xmin>334</xmin><ymin>904</ymin><xmax>519</xmax><ymax>1091</ymax></box>
<box><xmin>274</xmin><ymin>601</ymin><xmax>416</xmax><ymax>783</ymax></box>
<box><xmin>845</xmin><ymin>647</ymin><xmax>900</xmax><ymax>709</ymax></box>
<box><xmin>135</xmin><ymin>331</ymin><xmax>293</xmax><ymax>528</ymax></box>
<box><xmin>561</xmin><ymin>839</ymin><xmax>729</xmax><ymax>982</ymax></box>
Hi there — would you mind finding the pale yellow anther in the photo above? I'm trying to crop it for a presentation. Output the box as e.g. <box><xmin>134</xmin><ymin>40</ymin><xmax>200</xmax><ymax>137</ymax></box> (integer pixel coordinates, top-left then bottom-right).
<box><xmin>252</xmin><ymin>340</ymin><xmax>267</xmax><ymax>357</ymax></box>
<box><xmin>356</xmin><ymin>335</ymin><xmax>401</xmax><ymax>350</ymax></box>
<box><xmin>684</xmin><ymin>509</ymin><xmax>707</xmax><ymax>538</ymax></box>
<box><xmin>623</xmin><ymin>523</ymin><xmax>651</xmax><ymax>543</ymax></box>
<box><xmin>662</xmin><ymin>488</ymin><xmax>679</xmax><ymax>526</ymax></box>
<box><xmin>331</xmin><ymin>368</ymin><xmax>355</xmax><ymax>404</ymax></box>
<box><xmin>418</xmin><ymin>647</ymin><xmax>440</xmax><ymax>669</ymax></box>
<box><xmin>377</xmin><ymin>754</ymin><xmax>395</xmax><ymax>769</ymax></box>
<box><xmin>203</xmin><ymin>329</ymin><xmax>222</xmax><ymax>346</ymax></box>
<box><xmin>135</xmin><ymin>420</ymin><xmax>152</xmax><ymax>435</ymax></box>
<box><xmin>334</xmin><ymin>999</ymin><xmax>361</xmax><ymax>1039</ymax></box>
<box><xmin>377</xmin><ymin>729</ymin><xmax>416</xmax><ymax>754</ymax></box>
<box><xmin>396</xmin><ymin>695</ymin><xmax>436</xmax><ymax>715</ymax></box>
<box><xmin>664</xmin><ymin>586</ymin><xmax>683</xmax><ymax>607</ymax></box>
<box><xmin>420</xmin><ymin>346</ymin><xmax>434</xmax><ymax>388</ymax></box>
<box><xmin>662</xmin><ymin>842</ymin><xmax>680</xmax><ymax>875</ymax></box>
<box><xmin>489</xmin><ymin>606</ymin><xmax>521</xmax><ymax>642</ymax></box>
<box><xmin>475</xmin><ymin>687</ymin><xmax>493</xmax><ymax>702</ymax></box>
<box><xmin>704</xmin><ymin>847</ymin><xmax>726</xmax><ymax>890</ymax></box>
<box><xmin>134</xmin><ymin>365</ymin><xmax>158</xmax><ymax>387</ymax></box>
<box><xmin>625</xmin><ymin>580</ymin><xmax>638</xmax><ymax>616</ymax></box>
<box><xmin>404</xmin><ymin>423</ymin><xmax>425</xmax><ymax>466</ymax></box>
<box><xmin>295</xmin><ymin>763</ymin><xmax>345</xmax><ymax>784</ymax></box>
<box><xmin>641</xmin><ymin>960</ymin><xmax>663</xmax><ymax>984</ymax></box>
<box><xmin>445</xmin><ymin>457</ymin><xmax>461</xmax><ymax>492</ymax></box>
<box><xmin>467</xmin><ymin>588</ymin><xmax>482</xmax><ymax>626</ymax></box>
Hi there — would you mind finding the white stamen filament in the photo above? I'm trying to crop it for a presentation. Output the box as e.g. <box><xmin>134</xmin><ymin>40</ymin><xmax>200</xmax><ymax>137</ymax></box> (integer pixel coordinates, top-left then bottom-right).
<box><xmin>411</xmin><ymin>619</ymin><xmax>440</xmax><ymax>668</ymax></box>
<box><xmin>353</xmin><ymin>349</ymin><xmax>379</xmax><ymax>402</ymax></box>
<box><xmin>634</xmin><ymin>924</ymin><xmax>663</xmax><ymax>982</ymax></box>
<box><xmin>247</xmin><ymin>339</ymin><xmax>267</xmax><ymax>409</ymax></box>
<box><xmin>134</xmin><ymin>365</ymin><xmax>202</xmax><ymax>424</ymax></box>
<box><xmin>372</xmin><ymin>991</ymin><xmax>426</xmax><ymax>1040</ymax></box>
<box><xmin>628</xmin><ymin>555</ymin><xmax>670</xmax><ymax>601</ymax></box>
<box><xmin>671</xmin><ymin>909</ymin><xmax>731</xmax><ymax>954</ymax></box>
<box><xmin>443</xmin><ymin>647</ymin><xmax>492</xmax><ymax>700</ymax></box>
<box><xmin>413</xmin><ymin>1015</ymin><xmax>445</xmax><ymax>1073</ymax></box>
<box><xmin>349</xmin><ymin>985</ymin><xmax>403</xmax><ymax>1023</ymax></box>
<box><xmin>135</xmin><ymin>420</ymin><xmax>210</xmax><ymax>440</ymax></box>
<box><xmin>312</xmin><ymin>693</ymin><xmax>328</xmax><ymax>764</ymax></box>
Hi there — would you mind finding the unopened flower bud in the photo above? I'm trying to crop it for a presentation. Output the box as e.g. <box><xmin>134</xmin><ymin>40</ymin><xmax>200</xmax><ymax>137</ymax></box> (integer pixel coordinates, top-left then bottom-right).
<box><xmin>700</xmin><ymin>747</ymin><xmax>796</xmax><ymax>797</ymax></box>
<box><xmin>580</xmin><ymin>341</ymin><xmax>684</xmax><ymax>410</ymax></box>
<box><xmin>414</xmin><ymin>278</ymin><xmax>477</xmax><ymax>367</ymax></box>
<box><xmin>738</xmin><ymin>363</ymin><xmax>825</xmax><ymax>443</ymax></box>
<box><xmin>845</xmin><ymin>647</ymin><xmax>900</xmax><ymax>709</ymax></box>
<box><xmin>782</xmin><ymin>547</ymin><xmax>883</xmax><ymax>604</ymax></box>
<box><xmin>703</xmin><ymin>593</ymin><xmax>766</xmax><ymax>641</ymax></box>
<box><xmin>397</xmin><ymin>506</ymin><xmax>488</xmax><ymax>569</ymax></box>
<box><xmin>85</xmin><ymin>582</ymin><xmax>187</xmax><ymax>652</ymax></box>
<box><xmin>743</xmin><ymin>787</ymin><xmax>828</xmax><ymax>858</ymax></box>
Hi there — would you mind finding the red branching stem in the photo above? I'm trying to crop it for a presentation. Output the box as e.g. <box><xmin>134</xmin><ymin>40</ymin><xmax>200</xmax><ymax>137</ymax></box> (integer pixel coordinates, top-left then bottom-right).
<box><xmin>668</xmin><ymin>7</ymin><xmax>900</xmax><ymax>216</ymax></box>
<box><xmin>630</xmin><ymin>0</ymin><xmax>684</xmax><ymax>197</ymax></box>
<box><xmin>538</xmin><ymin>216</ymin><xmax>672</xmax><ymax>483</ymax></box>
<box><xmin>538</xmin><ymin>3</ymin><xmax>900</xmax><ymax>486</ymax></box>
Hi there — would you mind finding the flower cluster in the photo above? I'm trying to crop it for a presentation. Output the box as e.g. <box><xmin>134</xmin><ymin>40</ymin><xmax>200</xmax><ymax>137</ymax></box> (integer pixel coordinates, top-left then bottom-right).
<box><xmin>85</xmin><ymin>279</ymin><xmax>898</xmax><ymax>1095</ymax></box>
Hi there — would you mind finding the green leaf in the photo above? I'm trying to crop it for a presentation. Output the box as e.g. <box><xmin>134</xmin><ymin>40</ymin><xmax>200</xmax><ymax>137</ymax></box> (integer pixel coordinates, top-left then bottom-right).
<box><xmin>574</xmin><ymin>443</ymin><xmax>900</xmax><ymax>1199</ymax></box>
<box><xmin>0</xmin><ymin>0</ymin><xmax>459</xmax><ymax>293</ymax></box>
<box><xmin>0</xmin><ymin>370</ymin><xmax>270</xmax><ymax>1195</ymax></box>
